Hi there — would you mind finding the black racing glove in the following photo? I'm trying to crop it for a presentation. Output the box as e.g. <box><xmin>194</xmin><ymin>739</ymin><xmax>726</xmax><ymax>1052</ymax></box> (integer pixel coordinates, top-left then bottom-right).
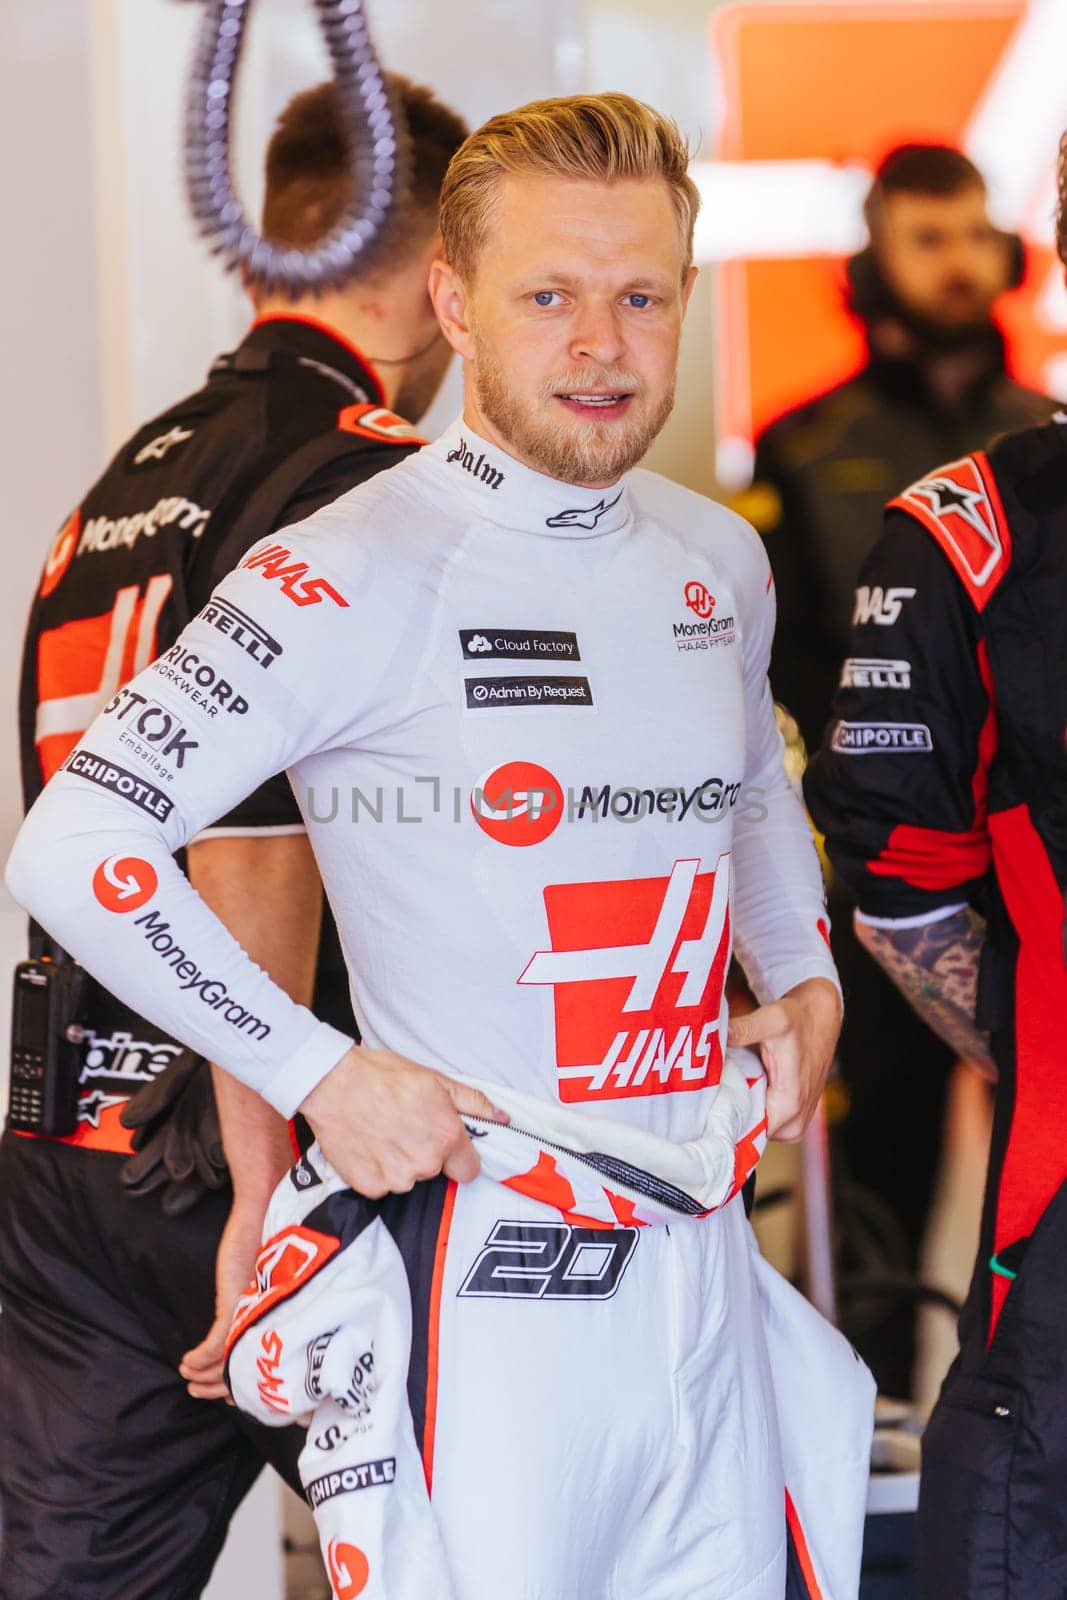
<box><xmin>119</xmin><ymin>1049</ymin><xmax>228</xmax><ymax>1217</ymax></box>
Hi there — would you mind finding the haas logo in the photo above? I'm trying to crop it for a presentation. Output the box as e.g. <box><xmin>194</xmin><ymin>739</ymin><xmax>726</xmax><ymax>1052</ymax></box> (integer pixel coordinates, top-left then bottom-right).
<box><xmin>92</xmin><ymin>855</ymin><xmax>157</xmax><ymax>913</ymax></box>
<box><xmin>520</xmin><ymin>855</ymin><xmax>732</xmax><ymax>1103</ymax></box>
<box><xmin>240</xmin><ymin>544</ymin><xmax>349</xmax><ymax>609</ymax></box>
<box><xmin>327</xmin><ymin>1541</ymin><xmax>370</xmax><ymax>1600</ymax></box>
<box><xmin>684</xmin><ymin>580</ymin><xmax>715</xmax><ymax>619</ymax></box>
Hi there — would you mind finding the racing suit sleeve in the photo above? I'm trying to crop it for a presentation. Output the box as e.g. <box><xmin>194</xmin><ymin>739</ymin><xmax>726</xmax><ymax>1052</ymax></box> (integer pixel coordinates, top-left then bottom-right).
<box><xmin>5</xmin><ymin>517</ymin><xmax>384</xmax><ymax>1117</ymax></box>
<box><xmin>192</xmin><ymin>443</ymin><xmax>418</xmax><ymax>839</ymax></box>
<box><xmin>804</xmin><ymin>510</ymin><xmax>992</xmax><ymax>922</ymax></box>
<box><xmin>728</xmin><ymin>517</ymin><xmax>841</xmax><ymax>1004</ymax></box>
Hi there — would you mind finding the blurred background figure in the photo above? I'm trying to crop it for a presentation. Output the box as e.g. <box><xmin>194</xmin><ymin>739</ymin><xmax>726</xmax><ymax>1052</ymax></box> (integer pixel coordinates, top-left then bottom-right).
<box><xmin>743</xmin><ymin>144</ymin><xmax>1055</xmax><ymax>1402</ymax></box>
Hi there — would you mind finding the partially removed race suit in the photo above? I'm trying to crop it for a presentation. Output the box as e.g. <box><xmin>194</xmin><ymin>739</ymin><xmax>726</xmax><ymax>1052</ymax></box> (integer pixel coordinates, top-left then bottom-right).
<box><xmin>806</xmin><ymin>420</ymin><xmax>1067</xmax><ymax>1598</ymax></box>
<box><xmin>9</xmin><ymin>420</ymin><xmax>873</xmax><ymax>1599</ymax></box>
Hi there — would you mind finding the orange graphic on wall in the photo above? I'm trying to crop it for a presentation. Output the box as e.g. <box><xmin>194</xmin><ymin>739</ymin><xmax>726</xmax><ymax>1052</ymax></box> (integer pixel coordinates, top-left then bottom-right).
<box><xmin>710</xmin><ymin>1</ymin><xmax>1063</xmax><ymax>477</ymax></box>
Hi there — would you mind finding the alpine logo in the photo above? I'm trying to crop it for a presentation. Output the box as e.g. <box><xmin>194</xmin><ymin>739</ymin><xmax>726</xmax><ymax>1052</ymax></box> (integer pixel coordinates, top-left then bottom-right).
<box><xmin>684</xmin><ymin>580</ymin><xmax>716</xmax><ymax>619</ymax></box>
<box><xmin>92</xmin><ymin>854</ymin><xmax>158</xmax><ymax>913</ymax></box>
<box><xmin>519</xmin><ymin>855</ymin><xmax>732</xmax><ymax>1103</ymax></box>
<box><xmin>852</xmin><ymin>586</ymin><xmax>916</xmax><ymax>627</ymax></box>
<box><xmin>471</xmin><ymin>761</ymin><xmax>565</xmax><ymax>847</ymax></box>
<box><xmin>545</xmin><ymin>490</ymin><xmax>623</xmax><ymax>530</ymax></box>
<box><xmin>239</xmin><ymin>543</ymin><xmax>349</xmax><ymax>609</ymax></box>
<box><xmin>80</xmin><ymin>1028</ymin><xmax>181</xmax><ymax>1086</ymax></box>
<box><xmin>445</xmin><ymin>436</ymin><xmax>504</xmax><ymax>490</ymax></box>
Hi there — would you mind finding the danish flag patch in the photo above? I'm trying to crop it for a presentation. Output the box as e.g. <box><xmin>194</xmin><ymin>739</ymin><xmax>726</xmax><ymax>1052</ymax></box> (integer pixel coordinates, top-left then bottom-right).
<box><xmin>889</xmin><ymin>452</ymin><xmax>1011</xmax><ymax>612</ymax></box>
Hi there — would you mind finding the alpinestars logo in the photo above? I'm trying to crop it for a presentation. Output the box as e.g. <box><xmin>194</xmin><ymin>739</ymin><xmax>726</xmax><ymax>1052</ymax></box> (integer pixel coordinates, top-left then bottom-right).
<box><xmin>519</xmin><ymin>855</ymin><xmax>731</xmax><ymax>1103</ymax></box>
<box><xmin>545</xmin><ymin>490</ymin><xmax>623</xmax><ymax>530</ymax></box>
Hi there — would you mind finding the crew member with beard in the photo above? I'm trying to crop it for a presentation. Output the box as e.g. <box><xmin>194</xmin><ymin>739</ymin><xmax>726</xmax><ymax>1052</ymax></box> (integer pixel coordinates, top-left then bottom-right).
<box><xmin>744</xmin><ymin>144</ymin><xmax>1054</xmax><ymax>1401</ymax></box>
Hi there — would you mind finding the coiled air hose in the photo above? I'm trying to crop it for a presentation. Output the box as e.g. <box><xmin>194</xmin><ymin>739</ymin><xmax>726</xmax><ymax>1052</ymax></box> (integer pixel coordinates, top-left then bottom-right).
<box><xmin>177</xmin><ymin>0</ymin><xmax>408</xmax><ymax>295</ymax></box>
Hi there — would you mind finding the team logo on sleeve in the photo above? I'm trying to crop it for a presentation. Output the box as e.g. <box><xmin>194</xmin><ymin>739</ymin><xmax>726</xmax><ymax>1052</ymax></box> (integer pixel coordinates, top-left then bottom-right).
<box><xmin>852</xmin><ymin>586</ymin><xmax>916</xmax><ymax>627</ymax></box>
<box><xmin>519</xmin><ymin>855</ymin><xmax>731</xmax><ymax>1103</ymax></box>
<box><xmin>92</xmin><ymin>855</ymin><xmax>158</xmax><ymax>913</ymax></box>
<box><xmin>239</xmin><ymin>544</ymin><xmax>349</xmax><ymax>609</ymax></box>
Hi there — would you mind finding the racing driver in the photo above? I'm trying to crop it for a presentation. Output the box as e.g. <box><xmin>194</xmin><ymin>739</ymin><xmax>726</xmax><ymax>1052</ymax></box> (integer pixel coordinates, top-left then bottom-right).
<box><xmin>8</xmin><ymin>93</ymin><xmax>873</xmax><ymax>1599</ymax></box>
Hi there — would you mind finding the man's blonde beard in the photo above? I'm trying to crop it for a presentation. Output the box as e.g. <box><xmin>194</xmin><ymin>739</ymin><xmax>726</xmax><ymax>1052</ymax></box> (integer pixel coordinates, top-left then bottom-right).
<box><xmin>471</xmin><ymin>328</ymin><xmax>676</xmax><ymax>486</ymax></box>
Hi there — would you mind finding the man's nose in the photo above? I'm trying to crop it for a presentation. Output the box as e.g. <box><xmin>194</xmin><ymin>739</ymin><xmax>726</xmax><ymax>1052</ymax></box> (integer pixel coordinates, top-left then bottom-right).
<box><xmin>568</xmin><ymin>300</ymin><xmax>626</xmax><ymax>367</ymax></box>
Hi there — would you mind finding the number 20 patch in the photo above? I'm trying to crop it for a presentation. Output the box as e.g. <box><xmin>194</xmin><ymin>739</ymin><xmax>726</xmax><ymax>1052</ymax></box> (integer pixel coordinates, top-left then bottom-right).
<box><xmin>457</xmin><ymin>1221</ymin><xmax>638</xmax><ymax>1300</ymax></box>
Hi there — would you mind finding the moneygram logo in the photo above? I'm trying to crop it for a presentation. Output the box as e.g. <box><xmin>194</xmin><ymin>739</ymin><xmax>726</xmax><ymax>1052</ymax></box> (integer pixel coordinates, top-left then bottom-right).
<box><xmin>92</xmin><ymin>854</ymin><xmax>158</xmax><ymax>913</ymax></box>
<box><xmin>470</xmin><ymin>761</ymin><xmax>565</xmax><ymax>847</ymax></box>
<box><xmin>327</xmin><ymin>1541</ymin><xmax>370</xmax><ymax>1600</ymax></box>
<box><xmin>40</xmin><ymin>509</ymin><xmax>80</xmax><ymax>598</ymax></box>
<box><xmin>684</xmin><ymin>580</ymin><xmax>715</xmax><ymax>619</ymax></box>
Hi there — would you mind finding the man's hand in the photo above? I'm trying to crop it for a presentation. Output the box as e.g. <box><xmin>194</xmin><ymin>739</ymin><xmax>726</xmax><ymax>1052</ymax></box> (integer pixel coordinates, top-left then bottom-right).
<box><xmin>179</xmin><ymin>1199</ymin><xmax>266</xmax><ymax>1400</ymax></box>
<box><xmin>728</xmin><ymin>976</ymin><xmax>842</xmax><ymax>1141</ymax></box>
<box><xmin>300</xmin><ymin>1045</ymin><xmax>508</xmax><ymax>1197</ymax></box>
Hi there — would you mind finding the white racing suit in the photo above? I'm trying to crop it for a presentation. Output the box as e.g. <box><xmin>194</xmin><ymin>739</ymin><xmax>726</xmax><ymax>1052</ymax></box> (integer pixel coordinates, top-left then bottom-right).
<box><xmin>10</xmin><ymin>418</ymin><xmax>872</xmax><ymax>1598</ymax></box>
<box><xmin>226</xmin><ymin>1069</ymin><xmax>873</xmax><ymax>1600</ymax></box>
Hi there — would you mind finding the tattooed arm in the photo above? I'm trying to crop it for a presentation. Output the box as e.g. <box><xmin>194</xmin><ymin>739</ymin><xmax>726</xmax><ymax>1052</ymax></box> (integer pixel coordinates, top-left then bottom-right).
<box><xmin>854</xmin><ymin>905</ymin><xmax>995</xmax><ymax>1076</ymax></box>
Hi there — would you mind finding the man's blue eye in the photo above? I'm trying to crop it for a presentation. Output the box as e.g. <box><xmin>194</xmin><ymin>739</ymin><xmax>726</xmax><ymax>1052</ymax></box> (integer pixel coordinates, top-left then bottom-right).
<box><xmin>628</xmin><ymin>294</ymin><xmax>652</xmax><ymax>308</ymax></box>
<box><xmin>533</xmin><ymin>292</ymin><xmax>557</xmax><ymax>307</ymax></box>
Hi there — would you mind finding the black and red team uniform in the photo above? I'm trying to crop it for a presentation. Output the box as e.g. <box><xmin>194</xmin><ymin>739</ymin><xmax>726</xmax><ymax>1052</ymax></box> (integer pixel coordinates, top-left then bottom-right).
<box><xmin>806</xmin><ymin>415</ymin><xmax>1067</xmax><ymax>1598</ymax></box>
<box><xmin>0</xmin><ymin>314</ymin><xmax>419</xmax><ymax>1600</ymax></box>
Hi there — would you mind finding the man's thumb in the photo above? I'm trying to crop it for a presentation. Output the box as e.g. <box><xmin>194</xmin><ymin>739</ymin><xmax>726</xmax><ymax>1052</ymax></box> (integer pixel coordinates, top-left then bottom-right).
<box><xmin>445</xmin><ymin>1080</ymin><xmax>510</xmax><ymax>1126</ymax></box>
<box><xmin>728</xmin><ymin>1002</ymin><xmax>784</xmax><ymax>1049</ymax></box>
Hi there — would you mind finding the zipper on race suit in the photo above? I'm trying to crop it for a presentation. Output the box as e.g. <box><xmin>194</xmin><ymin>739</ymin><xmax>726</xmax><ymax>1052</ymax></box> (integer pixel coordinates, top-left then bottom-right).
<box><xmin>460</xmin><ymin>1111</ymin><xmax>706</xmax><ymax>1217</ymax></box>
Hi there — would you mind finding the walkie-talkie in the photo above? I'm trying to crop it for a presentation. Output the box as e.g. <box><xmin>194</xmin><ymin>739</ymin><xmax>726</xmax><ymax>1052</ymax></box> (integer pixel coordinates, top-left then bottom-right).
<box><xmin>8</xmin><ymin>953</ymin><xmax>88</xmax><ymax>1135</ymax></box>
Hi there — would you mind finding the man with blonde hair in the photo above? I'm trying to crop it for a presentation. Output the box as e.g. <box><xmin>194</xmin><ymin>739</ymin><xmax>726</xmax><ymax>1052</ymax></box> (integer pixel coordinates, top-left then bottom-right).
<box><xmin>9</xmin><ymin>94</ymin><xmax>872</xmax><ymax>1598</ymax></box>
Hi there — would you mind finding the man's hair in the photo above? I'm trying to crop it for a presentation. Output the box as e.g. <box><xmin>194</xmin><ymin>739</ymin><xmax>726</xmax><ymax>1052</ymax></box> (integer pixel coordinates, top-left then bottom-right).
<box><xmin>439</xmin><ymin>93</ymin><xmax>700</xmax><ymax>282</ymax></box>
<box><xmin>260</xmin><ymin>75</ymin><xmax>468</xmax><ymax>278</ymax></box>
<box><xmin>864</xmin><ymin>143</ymin><xmax>986</xmax><ymax>236</ymax></box>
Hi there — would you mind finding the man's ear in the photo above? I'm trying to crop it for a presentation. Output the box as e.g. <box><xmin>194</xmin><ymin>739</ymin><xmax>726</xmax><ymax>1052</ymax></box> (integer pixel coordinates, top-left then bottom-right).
<box><xmin>429</xmin><ymin>260</ymin><xmax>475</xmax><ymax>359</ymax></box>
<box><xmin>681</xmin><ymin>264</ymin><xmax>699</xmax><ymax>317</ymax></box>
